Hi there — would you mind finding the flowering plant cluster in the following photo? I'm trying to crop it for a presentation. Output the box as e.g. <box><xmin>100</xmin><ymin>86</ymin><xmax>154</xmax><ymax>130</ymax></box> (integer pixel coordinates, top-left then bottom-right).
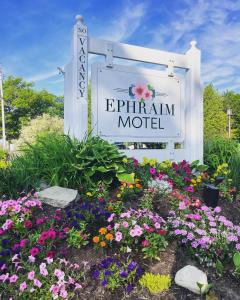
<box><xmin>107</xmin><ymin>209</ymin><xmax>168</xmax><ymax>258</ymax></box>
<box><xmin>92</xmin><ymin>227</ymin><xmax>114</xmax><ymax>249</ymax></box>
<box><xmin>0</xmin><ymin>256</ymin><xmax>86</xmax><ymax>299</ymax></box>
<box><xmin>169</xmin><ymin>189</ymin><xmax>203</xmax><ymax>210</ymax></box>
<box><xmin>168</xmin><ymin>205</ymin><xmax>240</xmax><ymax>266</ymax></box>
<box><xmin>116</xmin><ymin>177</ymin><xmax>143</xmax><ymax>201</ymax></box>
<box><xmin>92</xmin><ymin>255</ymin><xmax>143</xmax><ymax>292</ymax></box>
<box><xmin>148</xmin><ymin>177</ymin><xmax>173</xmax><ymax>198</ymax></box>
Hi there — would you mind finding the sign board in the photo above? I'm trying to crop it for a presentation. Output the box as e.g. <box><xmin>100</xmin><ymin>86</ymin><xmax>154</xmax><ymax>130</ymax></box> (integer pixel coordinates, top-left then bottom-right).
<box><xmin>92</xmin><ymin>64</ymin><xmax>184</xmax><ymax>142</ymax></box>
<box><xmin>64</xmin><ymin>16</ymin><xmax>203</xmax><ymax>162</ymax></box>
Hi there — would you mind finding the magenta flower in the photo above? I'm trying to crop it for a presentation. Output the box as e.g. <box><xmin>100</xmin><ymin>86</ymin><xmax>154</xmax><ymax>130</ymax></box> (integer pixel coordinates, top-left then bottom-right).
<box><xmin>149</xmin><ymin>167</ymin><xmax>156</xmax><ymax>175</ymax></box>
<box><xmin>141</xmin><ymin>239</ymin><xmax>150</xmax><ymax>247</ymax></box>
<box><xmin>20</xmin><ymin>239</ymin><xmax>28</xmax><ymax>248</ymax></box>
<box><xmin>34</xmin><ymin>278</ymin><xmax>42</xmax><ymax>288</ymax></box>
<box><xmin>30</xmin><ymin>247</ymin><xmax>39</xmax><ymax>257</ymax></box>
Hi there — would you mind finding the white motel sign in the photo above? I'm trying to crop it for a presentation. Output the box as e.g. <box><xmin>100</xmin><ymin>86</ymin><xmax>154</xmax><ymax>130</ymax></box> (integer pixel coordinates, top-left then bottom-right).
<box><xmin>64</xmin><ymin>15</ymin><xmax>203</xmax><ymax>162</ymax></box>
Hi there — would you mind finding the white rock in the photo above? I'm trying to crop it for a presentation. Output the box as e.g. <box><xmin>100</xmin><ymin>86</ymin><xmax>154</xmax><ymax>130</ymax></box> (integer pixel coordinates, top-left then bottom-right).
<box><xmin>37</xmin><ymin>186</ymin><xmax>79</xmax><ymax>208</ymax></box>
<box><xmin>175</xmin><ymin>265</ymin><xmax>208</xmax><ymax>295</ymax></box>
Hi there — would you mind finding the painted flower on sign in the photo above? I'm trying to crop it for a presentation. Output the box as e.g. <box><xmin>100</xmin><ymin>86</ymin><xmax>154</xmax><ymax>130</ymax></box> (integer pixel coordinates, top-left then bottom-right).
<box><xmin>129</xmin><ymin>84</ymin><xmax>155</xmax><ymax>102</ymax></box>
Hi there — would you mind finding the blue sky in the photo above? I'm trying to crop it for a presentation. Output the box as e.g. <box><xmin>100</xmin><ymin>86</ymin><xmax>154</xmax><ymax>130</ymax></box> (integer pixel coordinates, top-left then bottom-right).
<box><xmin>0</xmin><ymin>0</ymin><xmax>240</xmax><ymax>95</ymax></box>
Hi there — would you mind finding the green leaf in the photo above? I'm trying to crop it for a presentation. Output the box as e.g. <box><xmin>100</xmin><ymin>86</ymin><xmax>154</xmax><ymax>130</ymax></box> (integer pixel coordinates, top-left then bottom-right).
<box><xmin>117</xmin><ymin>172</ymin><xmax>135</xmax><ymax>183</ymax></box>
<box><xmin>233</xmin><ymin>252</ymin><xmax>240</xmax><ymax>267</ymax></box>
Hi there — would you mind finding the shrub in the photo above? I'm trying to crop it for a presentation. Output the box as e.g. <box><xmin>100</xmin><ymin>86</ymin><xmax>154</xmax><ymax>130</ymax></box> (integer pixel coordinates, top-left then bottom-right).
<box><xmin>0</xmin><ymin>133</ymin><xmax>125</xmax><ymax>198</ymax></box>
<box><xmin>13</xmin><ymin>113</ymin><xmax>64</xmax><ymax>150</ymax></box>
<box><xmin>204</xmin><ymin>138</ymin><xmax>239</xmax><ymax>173</ymax></box>
<box><xmin>229</xmin><ymin>151</ymin><xmax>240</xmax><ymax>192</ymax></box>
<box><xmin>139</xmin><ymin>273</ymin><xmax>171</xmax><ymax>294</ymax></box>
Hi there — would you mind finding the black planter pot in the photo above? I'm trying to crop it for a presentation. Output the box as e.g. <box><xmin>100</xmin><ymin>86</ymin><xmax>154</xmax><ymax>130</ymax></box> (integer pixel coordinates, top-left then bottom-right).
<box><xmin>203</xmin><ymin>184</ymin><xmax>219</xmax><ymax>208</ymax></box>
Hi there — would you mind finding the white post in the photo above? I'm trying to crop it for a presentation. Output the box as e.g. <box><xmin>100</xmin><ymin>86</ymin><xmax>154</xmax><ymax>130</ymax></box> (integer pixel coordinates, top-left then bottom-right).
<box><xmin>185</xmin><ymin>41</ymin><xmax>203</xmax><ymax>162</ymax></box>
<box><xmin>64</xmin><ymin>15</ymin><xmax>88</xmax><ymax>140</ymax></box>
<box><xmin>0</xmin><ymin>68</ymin><xmax>6</xmax><ymax>150</ymax></box>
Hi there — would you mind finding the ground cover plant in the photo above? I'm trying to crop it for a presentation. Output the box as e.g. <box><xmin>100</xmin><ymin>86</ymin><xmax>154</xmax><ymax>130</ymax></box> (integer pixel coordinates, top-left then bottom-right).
<box><xmin>0</xmin><ymin>135</ymin><xmax>240</xmax><ymax>299</ymax></box>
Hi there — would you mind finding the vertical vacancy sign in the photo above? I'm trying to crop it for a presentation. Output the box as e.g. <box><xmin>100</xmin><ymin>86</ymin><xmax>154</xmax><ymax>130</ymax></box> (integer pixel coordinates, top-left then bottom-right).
<box><xmin>77</xmin><ymin>15</ymin><xmax>88</xmax><ymax>100</ymax></box>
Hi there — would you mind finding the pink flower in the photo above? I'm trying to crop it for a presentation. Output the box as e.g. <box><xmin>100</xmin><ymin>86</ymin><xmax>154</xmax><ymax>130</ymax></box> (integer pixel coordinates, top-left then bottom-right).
<box><xmin>74</xmin><ymin>283</ymin><xmax>82</xmax><ymax>290</ymax></box>
<box><xmin>144</xmin><ymin>89</ymin><xmax>153</xmax><ymax>100</ymax></box>
<box><xmin>60</xmin><ymin>289</ymin><xmax>68</xmax><ymax>298</ymax></box>
<box><xmin>34</xmin><ymin>278</ymin><xmax>42</xmax><ymax>288</ymax></box>
<box><xmin>115</xmin><ymin>231</ymin><xmax>122</xmax><ymax>242</ymax></box>
<box><xmin>122</xmin><ymin>221</ymin><xmax>129</xmax><ymax>228</ymax></box>
<box><xmin>9</xmin><ymin>274</ymin><xmax>18</xmax><ymax>283</ymax></box>
<box><xmin>141</xmin><ymin>240</ymin><xmax>150</xmax><ymax>247</ymax></box>
<box><xmin>28</xmin><ymin>255</ymin><xmax>36</xmax><ymax>263</ymax></box>
<box><xmin>50</xmin><ymin>284</ymin><xmax>59</xmax><ymax>295</ymax></box>
<box><xmin>132</xmin><ymin>84</ymin><xmax>147</xmax><ymax>100</ymax></box>
<box><xmin>130</xmin><ymin>225</ymin><xmax>143</xmax><ymax>237</ymax></box>
<box><xmin>19</xmin><ymin>281</ymin><xmax>27</xmax><ymax>292</ymax></box>
<box><xmin>30</xmin><ymin>247</ymin><xmax>39</xmax><ymax>257</ymax></box>
<box><xmin>28</xmin><ymin>271</ymin><xmax>35</xmax><ymax>280</ymax></box>
<box><xmin>114</xmin><ymin>223</ymin><xmax>120</xmax><ymax>230</ymax></box>
<box><xmin>36</xmin><ymin>218</ymin><xmax>45</xmax><ymax>225</ymax></box>
<box><xmin>236</xmin><ymin>243</ymin><xmax>240</xmax><ymax>251</ymax></box>
<box><xmin>48</xmin><ymin>230</ymin><xmax>56</xmax><ymax>239</ymax></box>
<box><xmin>107</xmin><ymin>213</ymin><xmax>115</xmax><ymax>223</ymax></box>
<box><xmin>214</xmin><ymin>206</ymin><xmax>221</xmax><ymax>213</ymax></box>
<box><xmin>154</xmin><ymin>222</ymin><xmax>160</xmax><ymax>229</ymax></box>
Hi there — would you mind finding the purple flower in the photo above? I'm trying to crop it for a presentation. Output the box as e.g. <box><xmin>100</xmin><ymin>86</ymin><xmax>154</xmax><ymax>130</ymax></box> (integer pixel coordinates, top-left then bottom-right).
<box><xmin>136</xmin><ymin>267</ymin><xmax>143</xmax><ymax>276</ymax></box>
<box><xmin>214</xmin><ymin>206</ymin><xmax>221</xmax><ymax>213</ymax></box>
<box><xmin>236</xmin><ymin>243</ymin><xmax>240</xmax><ymax>251</ymax></box>
<box><xmin>101</xmin><ymin>279</ymin><xmax>107</xmax><ymax>286</ymax></box>
<box><xmin>227</xmin><ymin>235</ymin><xmax>238</xmax><ymax>242</ymax></box>
<box><xmin>126</xmin><ymin>284</ymin><xmax>133</xmax><ymax>293</ymax></box>
<box><xmin>92</xmin><ymin>270</ymin><xmax>100</xmax><ymax>279</ymax></box>
<box><xmin>120</xmin><ymin>271</ymin><xmax>128</xmax><ymax>278</ymax></box>
<box><xmin>128</xmin><ymin>261</ymin><xmax>137</xmax><ymax>272</ymax></box>
<box><xmin>209</xmin><ymin>222</ymin><xmax>216</xmax><ymax>227</ymax></box>
<box><xmin>104</xmin><ymin>270</ymin><xmax>112</xmax><ymax>276</ymax></box>
<box><xmin>187</xmin><ymin>232</ymin><xmax>194</xmax><ymax>240</ymax></box>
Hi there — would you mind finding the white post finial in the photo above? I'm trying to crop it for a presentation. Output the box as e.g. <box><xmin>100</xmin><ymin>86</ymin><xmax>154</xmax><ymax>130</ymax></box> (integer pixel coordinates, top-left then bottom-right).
<box><xmin>75</xmin><ymin>15</ymin><xmax>84</xmax><ymax>23</ymax></box>
<box><xmin>190</xmin><ymin>40</ymin><xmax>197</xmax><ymax>48</ymax></box>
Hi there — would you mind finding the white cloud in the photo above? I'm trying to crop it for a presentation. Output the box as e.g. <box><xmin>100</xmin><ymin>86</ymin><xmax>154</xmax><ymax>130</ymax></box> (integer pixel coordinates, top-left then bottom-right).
<box><xmin>148</xmin><ymin>0</ymin><xmax>240</xmax><ymax>92</ymax></box>
<box><xmin>100</xmin><ymin>1</ymin><xmax>147</xmax><ymax>42</ymax></box>
<box><xmin>26</xmin><ymin>70</ymin><xmax>58</xmax><ymax>82</ymax></box>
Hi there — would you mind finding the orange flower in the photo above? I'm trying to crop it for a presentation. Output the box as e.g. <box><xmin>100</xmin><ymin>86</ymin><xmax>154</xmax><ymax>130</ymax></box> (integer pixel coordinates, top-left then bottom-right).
<box><xmin>135</xmin><ymin>183</ymin><xmax>142</xmax><ymax>188</ymax></box>
<box><xmin>93</xmin><ymin>236</ymin><xmax>100</xmax><ymax>243</ymax></box>
<box><xmin>100</xmin><ymin>241</ymin><xmax>106</xmax><ymax>247</ymax></box>
<box><xmin>108</xmin><ymin>205</ymin><xmax>113</xmax><ymax>211</ymax></box>
<box><xmin>99</xmin><ymin>227</ymin><xmax>107</xmax><ymax>235</ymax></box>
<box><xmin>105</xmin><ymin>233</ymin><xmax>113</xmax><ymax>241</ymax></box>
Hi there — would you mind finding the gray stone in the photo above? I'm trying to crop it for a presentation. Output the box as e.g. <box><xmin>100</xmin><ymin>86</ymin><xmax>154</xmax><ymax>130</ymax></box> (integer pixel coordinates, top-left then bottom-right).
<box><xmin>37</xmin><ymin>186</ymin><xmax>79</xmax><ymax>208</ymax></box>
<box><xmin>175</xmin><ymin>265</ymin><xmax>208</xmax><ymax>295</ymax></box>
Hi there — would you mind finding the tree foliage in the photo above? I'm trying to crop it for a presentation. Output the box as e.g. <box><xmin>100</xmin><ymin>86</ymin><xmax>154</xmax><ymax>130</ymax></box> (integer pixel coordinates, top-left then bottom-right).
<box><xmin>0</xmin><ymin>76</ymin><xmax>63</xmax><ymax>140</ymax></box>
<box><xmin>223</xmin><ymin>91</ymin><xmax>240</xmax><ymax>141</ymax></box>
<box><xmin>203</xmin><ymin>84</ymin><xmax>227</xmax><ymax>140</ymax></box>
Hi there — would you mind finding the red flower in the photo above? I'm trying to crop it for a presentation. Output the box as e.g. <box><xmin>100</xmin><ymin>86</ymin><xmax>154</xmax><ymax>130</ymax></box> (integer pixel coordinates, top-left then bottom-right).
<box><xmin>146</xmin><ymin>227</ymin><xmax>155</xmax><ymax>233</ymax></box>
<box><xmin>157</xmin><ymin>229</ymin><xmax>167</xmax><ymax>235</ymax></box>
<box><xmin>37</xmin><ymin>237</ymin><xmax>45</xmax><ymax>245</ymax></box>
<box><xmin>46</xmin><ymin>250</ymin><xmax>55</xmax><ymax>258</ymax></box>
<box><xmin>63</xmin><ymin>227</ymin><xmax>70</xmax><ymax>233</ymax></box>
<box><xmin>24</xmin><ymin>220</ymin><xmax>33</xmax><ymax>229</ymax></box>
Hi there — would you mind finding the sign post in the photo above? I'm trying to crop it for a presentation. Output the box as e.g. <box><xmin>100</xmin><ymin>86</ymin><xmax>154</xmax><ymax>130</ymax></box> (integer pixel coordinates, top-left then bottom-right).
<box><xmin>64</xmin><ymin>16</ymin><xmax>203</xmax><ymax>162</ymax></box>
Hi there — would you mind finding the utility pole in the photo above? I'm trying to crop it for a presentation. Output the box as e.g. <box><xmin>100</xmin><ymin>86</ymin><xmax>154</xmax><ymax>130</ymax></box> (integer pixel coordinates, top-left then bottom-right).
<box><xmin>0</xmin><ymin>68</ymin><xmax>6</xmax><ymax>149</ymax></box>
<box><xmin>227</xmin><ymin>108</ymin><xmax>232</xmax><ymax>139</ymax></box>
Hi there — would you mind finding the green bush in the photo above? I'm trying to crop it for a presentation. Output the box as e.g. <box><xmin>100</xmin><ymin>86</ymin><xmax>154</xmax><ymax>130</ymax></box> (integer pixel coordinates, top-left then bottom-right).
<box><xmin>0</xmin><ymin>133</ymin><xmax>125</xmax><ymax>198</ymax></box>
<box><xmin>204</xmin><ymin>138</ymin><xmax>239</xmax><ymax>173</ymax></box>
<box><xmin>229</xmin><ymin>151</ymin><xmax>240</xmax><ymax>192</ymax></box>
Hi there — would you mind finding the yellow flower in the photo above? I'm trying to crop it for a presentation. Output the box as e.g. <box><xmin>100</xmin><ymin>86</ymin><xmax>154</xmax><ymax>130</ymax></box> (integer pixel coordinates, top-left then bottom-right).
<box><xmin>86</xmin><ymin>192</ymin><xmax>92</xmax><ymax>197</ymax></box>
<box><xmin>135</xmin><ymin>178</ymin><xmax>140</xmax><ymax>183</ymax></box>
<box><xmin>197</xmin><ymin>179</ymin><xmax>201</xmax><ymax>183</ymax></box>
<box><xmin>129</xmin><ymin>185</ymin><xmax>133</xmax><ymax>189</ymax></box>
<box><xmin>191</xmin><ymin>179</ymin><xmax>196</xmax><ymax>184</ymax></box>
<box><xmin>123</xmin><ymin>157</ymin><xmax>128</xmax><ymax>163</ymax></box>
<box><xmin>117</xmin><ymin>194</ymin><xmax>121</xmax><ymax>198</ymax></box>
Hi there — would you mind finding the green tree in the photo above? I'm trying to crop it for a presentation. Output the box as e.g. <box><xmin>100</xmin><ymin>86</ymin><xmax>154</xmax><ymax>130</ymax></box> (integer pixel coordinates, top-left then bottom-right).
<box><xmin>203</xmin><ymin>84</ymin><xmax>227</xmax><ymax>140</ymax></box>
<box><xmin>223</xmin><ymin>91</ymin><xmax>240</xmax><ymax>141</ymax></box>
<box><xmin>0</xmin><ymin>76</ymin><xmax>63</xmax><ymax>140</ymax></box>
